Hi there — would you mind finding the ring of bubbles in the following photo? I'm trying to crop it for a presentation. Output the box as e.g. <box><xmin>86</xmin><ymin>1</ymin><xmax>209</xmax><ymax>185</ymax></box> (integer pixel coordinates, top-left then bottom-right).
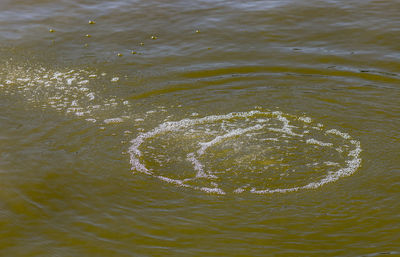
<box><xmin>129</xmin><ymin>110</ymin><xmax>361</xmax><ymax>195</ymax></box>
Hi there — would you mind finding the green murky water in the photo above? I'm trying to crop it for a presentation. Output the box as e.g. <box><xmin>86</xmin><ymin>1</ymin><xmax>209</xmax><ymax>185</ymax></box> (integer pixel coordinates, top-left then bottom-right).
<box><xmin>0</xmin><ymin>0</ymin><xmax>399</xmax><ymax>256</ymax></box>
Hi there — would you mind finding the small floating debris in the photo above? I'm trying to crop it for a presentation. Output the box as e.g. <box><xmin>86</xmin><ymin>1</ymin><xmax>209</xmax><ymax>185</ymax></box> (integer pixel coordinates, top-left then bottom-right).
<box><xmin>84</xmin><ymin>43</ymin><xmax>88</xmax><ymax>47</ymax></box>
<box><xmin>49</xmin><ymin>29</ymin><xmax>55</xmax><ymax>33</ymax></box>
<box><xmin>117</xmin><ymin>53</ymin><xmax>123</xmax><ymax>57</ymax></box>
<box><xmin>195</xmin><ymin>29</ymin><xmax>200</xmax><ymax>33</ymax></box>
<box><xmin>88</xmin><ymin>20</ymin><xmax>96</xmax><ymax>24</ymax></box>
<box><xmin>111</xmin><ymin>77</ymin><xmax>119</xmax><ymax>82</ymax></box>
<box><xmin>85</xmin><ymin>34</ymin><xmax>91</xmax><ymax>38</ymax></box>
<box><xmin>151</xmin><ymin>35</ymin><xmax>158</xmax><ymax>40</ymax></box>
<box><xmin>131</xmin><ymin>51</ymin><xmax>137</xmax><ymax>55</ymax></box>
<box><xmin>139</xmin><ymin>42</ymin><xmax>144</xmax><ymax>46</ymax></box>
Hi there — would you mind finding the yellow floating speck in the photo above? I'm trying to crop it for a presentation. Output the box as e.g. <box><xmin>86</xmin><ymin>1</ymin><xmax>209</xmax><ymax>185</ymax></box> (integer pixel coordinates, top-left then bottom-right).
<box><xmin>151</xmin><ymin>36</ymin><xmax>158</xmax><ymax>40</ymax></box>
<box><xmin>49</xmin><ymin>29</ymin><xmax>55</xmax><ymax>33</ymax></box>
<box><xmin>195</xmin><ymin>30</ymin><xmax>200</xmax><ymax>33</ymax></box>
<box><xmin>89</xmin><ymin>20</ymin><xmax>96</xmax><ymax>24</ymax></box>
<box><xmin>85</xmin><ymin>34</ymin><xmax>91</xmax><ymax>38</ymax></box>
<box><xmin>117</xmin><ymin>53</ymin><xmax>123</xmax><ymax>57</ymax></box>
<box><xmin>140</xmin><ymin>42</ymin><xmax>144</xmax><ymax>46</ymax></box>
<box><xmin>131</xmin><ymin>51</ymin><xmax>137</xmax><ymax>54</ymax></box>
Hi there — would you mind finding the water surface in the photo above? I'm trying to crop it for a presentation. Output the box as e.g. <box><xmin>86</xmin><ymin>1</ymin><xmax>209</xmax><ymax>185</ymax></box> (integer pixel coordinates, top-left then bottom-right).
<box><xmin>1</xmin><ymin>0</ymin><xmax>399</xmax><ymax>256</ymax></box>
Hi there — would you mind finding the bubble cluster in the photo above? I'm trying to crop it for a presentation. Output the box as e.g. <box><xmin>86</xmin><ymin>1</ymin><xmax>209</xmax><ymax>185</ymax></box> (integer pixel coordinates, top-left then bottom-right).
<box><xmin>0</xmin><ymin>63</ymin><xmax>130</xmax><ymax>124</ymax></box>
<box><xmin>129</xmin><ymin>110</ymin><xmax>362</xmax><ymax>195</ymax></box>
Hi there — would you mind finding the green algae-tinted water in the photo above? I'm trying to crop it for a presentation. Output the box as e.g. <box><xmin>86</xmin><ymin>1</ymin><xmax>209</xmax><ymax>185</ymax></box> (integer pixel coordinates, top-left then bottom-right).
<box><xmin>0</xmin><ymin>1</ymin><xmax>399</xmax><ymax>256</ymax></box>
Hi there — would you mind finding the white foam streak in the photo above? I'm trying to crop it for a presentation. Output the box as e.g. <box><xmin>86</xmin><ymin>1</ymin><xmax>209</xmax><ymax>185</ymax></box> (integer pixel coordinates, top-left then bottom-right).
<box><xmin>104</xmin><ymin>117</ymin><xmax>124</xmax><ymax>124</ymax></box>
<box><xmin>270</xmin><ymin>111</ymin><xmax>302</xmax><ymax>137</ymax></box>
<box><xmin>199</xmin><ymin>187</ymin><xmax>225</xmax><ymax>195</ymax></box>
<box><xmin>326</xmin><ymin>129</ymin><xmax>351</xmax><ymax>139</ymax></box>
<box><xmin>251</xmin><ymin>137</ymin><xmax>361</xmax><ymax>194</ymax></box>
<box><xmin>306</xmin><ymin>138</ymin><xmax>333</xmax><ymax>147</ymax></box>
<box><xmin>187</xmin><ymin>153</ymin><xmax>208</xmax><ymax>178</ymax></box>
<box><xmin>197</xmin><ymin>124</ymin><xmax>264</xmax><ymax>156</ymax></box>
<box><xmin>187</xmin><ymin>124</ymin><xmax>264</xmax><ymax>178</ymax></box>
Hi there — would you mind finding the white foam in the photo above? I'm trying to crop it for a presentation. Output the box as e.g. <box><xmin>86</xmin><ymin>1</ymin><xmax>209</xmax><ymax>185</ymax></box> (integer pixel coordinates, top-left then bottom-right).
<box><xmin>199</xmin><ymin>187</ymin><xmax>225</xmax><ymax>195</ymax></box>
<box><xmin>16</xmin><ymin>78</ymin><xmax>30</xmax><ymax>83</ymax></box>
<box><xmin>251</xmin><ymin>136</ymin><xmax>361</xmax><ymax>194</ymax></box>
<box><xmin>299</xmin><ymin>116</ymin><xmax>312</xmax><ymax>123</ymax></box>
<box><xmin>324</xmin><ymin>161</ymin><xmax>339</xmax><ymax>166</ymax></box>
<box><xmin>104</xmin><ymin>118</ymin><xmax>124</xmax><ymax>124</ymax></box>
<box><xmin>85</xmin><ymin>118</ymin><xmax>97</xmax><ymax>123</ymax></box>
<box><xmin>157</xmin><ymin>175</ymin><xmax>187</xmax><ymax>187</ymax></box>
<box><xmin>326</xmin><ymin>129</ymin><xmax>350</xmax><ymax>139</ymax></box>
<box><xmin>306</xmin><ymin>138</ymin><xmax>333</xmax><ymax>147</ymax></box>
<box><xmin>197</xmin><ymin>124</ymin><xmax>263</xmax><ymax>156</ymax></box>
<box><xmin>187</xmin><ymin>152</ymin><xmax>208</xmax><ymax>178</ymax></box>
<box><xmin>233</xmin><ymin>188</ymin><xmax>245</xmax><ymax>193</ymax></box>
<box><xmin>128</xmin><ymin>110</ymin><xmax>362</xmax><ymax>194</ymax></box>
<box><xmin>270</xmin><ymin>111</ymin><xmax>302</xmax><ymax>137</ymax></box>
<box><xmin>0</xmin><ymin>65</ymin><xmax>129</xmax><ymax>124</ymax></box>
<box><xmin>66</xmin><ymin>78</ymin><xmax>75</xmax><ymax>85</ymax></box>
<box><xmin>129</xmin><ymin>111</ymin><xmax>264</xmax><ymax>178</ymax></box>
<box><xmin>87</xmin><ymin>92</ymin><xmax>95</xmax><ymax>101</ymax></box>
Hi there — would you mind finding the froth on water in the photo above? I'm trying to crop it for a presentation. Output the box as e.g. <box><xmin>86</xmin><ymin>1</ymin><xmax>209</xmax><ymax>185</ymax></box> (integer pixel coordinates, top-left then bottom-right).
<box><xmin>129</xmin><ymin>110</ymin><xmax>362</xmax><ymax>195</ymax></box>
<box><xmin>0</xmin><ymin>61</ymin><xmax>131</xmax><ymax>125</ymax></box>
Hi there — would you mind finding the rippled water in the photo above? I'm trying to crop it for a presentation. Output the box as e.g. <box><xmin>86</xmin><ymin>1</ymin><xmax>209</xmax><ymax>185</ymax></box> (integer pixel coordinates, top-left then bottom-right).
<box><xmin>1</xmin><ymin>0</ymin><xmax>399</xmax><ymax>256</ymax></box>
